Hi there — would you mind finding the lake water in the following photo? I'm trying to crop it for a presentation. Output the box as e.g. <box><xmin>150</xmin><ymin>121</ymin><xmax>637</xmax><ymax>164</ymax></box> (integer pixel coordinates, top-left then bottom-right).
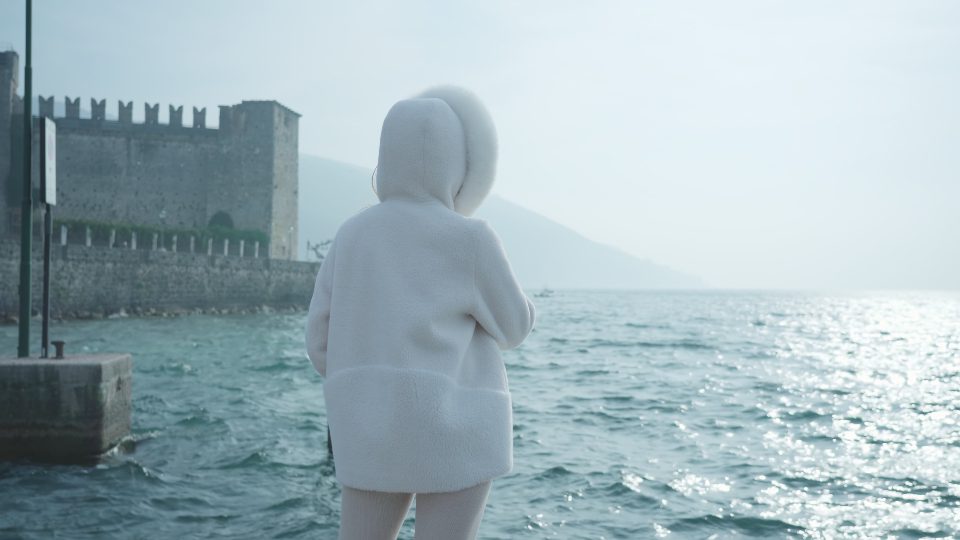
<box><xmin>1</xmin><ymin>290</ymin><xmax>959</xmax><ymax>539</ymax></box>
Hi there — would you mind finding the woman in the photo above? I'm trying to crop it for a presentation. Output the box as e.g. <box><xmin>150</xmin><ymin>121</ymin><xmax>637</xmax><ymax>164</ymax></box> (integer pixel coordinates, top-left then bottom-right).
<box><xmin>305</xmin><ymin>85</ymin><xmax>536</xmax><ymax>540</ymax></box>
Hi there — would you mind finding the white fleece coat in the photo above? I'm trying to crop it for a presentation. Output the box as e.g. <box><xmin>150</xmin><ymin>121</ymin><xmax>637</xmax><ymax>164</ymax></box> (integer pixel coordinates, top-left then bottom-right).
<box><xmin>305</xmin><ymin>95</ymin><xmax>536</xmax><ymax>493</ymax></box>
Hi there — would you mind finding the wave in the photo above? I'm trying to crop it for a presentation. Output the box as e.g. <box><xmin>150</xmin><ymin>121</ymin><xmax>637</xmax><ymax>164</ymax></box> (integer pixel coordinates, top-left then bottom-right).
<box><xmin>624</xmin><ymin>322</ymin><xmax>672</xmax><ymax>330</ymax></box>
<box><xmin>549</xmin><ymin>337</ymin><xmax>714</xmax><ymax>350</ymax></box>
<box><xmin>533</xmin><ymin>465</ymin><xmax>575</xmax><ymax>480</ymax></box>
<box><xmin>667</xmin><ymin>514</ymin><xmax>805</xmax><ymax>536</ymax></box>
<box><xmin>214</xmin><ymin>450</ymin><xmax>269</xmax><ymax>470</ymax></box>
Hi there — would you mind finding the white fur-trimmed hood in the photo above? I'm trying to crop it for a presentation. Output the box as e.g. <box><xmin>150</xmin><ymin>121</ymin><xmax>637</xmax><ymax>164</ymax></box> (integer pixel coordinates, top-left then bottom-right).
<box><xmin>375</xmin><ymin>85</ymin><xmax>498</xmax><ymax>217</ymax></box>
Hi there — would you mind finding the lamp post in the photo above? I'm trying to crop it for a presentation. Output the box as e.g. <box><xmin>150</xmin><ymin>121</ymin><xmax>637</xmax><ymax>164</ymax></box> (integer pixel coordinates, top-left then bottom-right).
<box><xmin>17</xmin><ymin>0</ymin><xmax>33</xmax><ymax>357</ymax></box>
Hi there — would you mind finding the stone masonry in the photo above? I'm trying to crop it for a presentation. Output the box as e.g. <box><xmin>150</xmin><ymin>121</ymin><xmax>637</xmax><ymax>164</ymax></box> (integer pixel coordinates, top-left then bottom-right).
<box><xmin>0</xmin><ymin>238</ymin><xmax>320</xmax><ymax>321</ymax></box>
<box><xmin>0</xmin><ymin>49</ymin><xmax>301</xmax><ymax>261</ymax></box>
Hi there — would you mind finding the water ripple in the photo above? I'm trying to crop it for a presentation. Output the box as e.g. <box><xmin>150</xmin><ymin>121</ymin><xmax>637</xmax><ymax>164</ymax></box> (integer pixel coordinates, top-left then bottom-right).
<box><xmin>1</xmin><ymin>290</ymin><xmax>958</xmax><ymax>538</ymax></box>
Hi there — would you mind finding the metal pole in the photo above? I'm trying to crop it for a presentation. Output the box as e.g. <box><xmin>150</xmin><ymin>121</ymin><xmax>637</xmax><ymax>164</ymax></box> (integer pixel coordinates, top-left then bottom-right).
<box><xmin>17</xmin><ymin>0</ymin><xmax>33</xmax><ymax>358</ymax></box>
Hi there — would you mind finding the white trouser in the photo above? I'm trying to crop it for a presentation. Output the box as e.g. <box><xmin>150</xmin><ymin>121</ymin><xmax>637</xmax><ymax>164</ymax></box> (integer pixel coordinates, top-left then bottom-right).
<box><xmin>337</xmin><ymin>480</ymin><xmax>492</xmax><ymax>540</ymax></box>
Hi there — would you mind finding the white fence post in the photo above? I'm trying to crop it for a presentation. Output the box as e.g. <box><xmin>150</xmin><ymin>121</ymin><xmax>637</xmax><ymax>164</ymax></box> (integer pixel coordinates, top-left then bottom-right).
<box><xmin>85</xmin><ymin>226</ymin><xmax>92</xmax><ymax>247</ymax></box>
<box><xmin>223</xmin><ymin>238</ymin><xmax>229</xmax><ymax>256</ymax></box>
<box><xmin>131</xmin><ymin>231</ymin><xmax>137</xmax><ymax>250</ymax></box>
<box><xmin>60</xmin><ymin>225</ymin><xmax>67</xmax><ymax>246</ymax></box>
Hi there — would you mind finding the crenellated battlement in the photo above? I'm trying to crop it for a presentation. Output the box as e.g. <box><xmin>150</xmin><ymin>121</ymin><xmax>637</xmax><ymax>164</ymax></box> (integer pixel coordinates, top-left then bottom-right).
<box><xmin>193</xmin><ymin>107</ymin><xmax>205</xmax><ymax>128</ymax></box>
<box><xmin>34</xmin><ymin>96</ymin><xmax>299</xmax><ymax>136</ymax></box>
<box><xmin>36</xmin><ymin>95</ymin><xmax>219</xmax><ymax>130</ymax></box>
<box><xmin>91</xmin><ymin>98</ymin><xmax>106</xmax><ymax>121</ymax></box>
<box><xmin>119</xmin><ymin>100</ymin><xmax>132</xmax><ymax>123</ymax></box>
<box><xmin>169</xmin><ymin>105</ymin><xmax>183</xmax><ymax>127</ymax></box>
<box><xmin>144</xmin><ymin>102</ymin><xmax>159</xmax><ymax>125</ymax></box>
<box><xmin>65</xmin><ymin>96</ymin><xmax>80</xmax><ymax>118</ymax></box>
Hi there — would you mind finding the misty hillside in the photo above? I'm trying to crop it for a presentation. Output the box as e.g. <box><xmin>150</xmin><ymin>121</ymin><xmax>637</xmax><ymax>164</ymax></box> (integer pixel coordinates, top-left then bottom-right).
<box><xmin>298</xmin><ymin>154</ymin><xmax>703</xmax><ymax>289</ymax></box>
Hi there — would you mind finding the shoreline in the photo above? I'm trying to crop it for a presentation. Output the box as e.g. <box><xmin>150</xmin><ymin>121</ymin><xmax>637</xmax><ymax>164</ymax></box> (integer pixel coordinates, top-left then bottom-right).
<box><xmin>1</xmin><ymin>303</ymin><xmax>309</xmax><ymax>326</ymax></box>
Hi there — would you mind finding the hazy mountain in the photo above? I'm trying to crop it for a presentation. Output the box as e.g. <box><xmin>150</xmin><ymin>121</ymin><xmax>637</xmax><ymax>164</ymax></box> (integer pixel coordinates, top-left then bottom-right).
<box><xmin>298</xmin><ymin>154</ymin><xmax>704</xmax><ymax>289</ymax></box>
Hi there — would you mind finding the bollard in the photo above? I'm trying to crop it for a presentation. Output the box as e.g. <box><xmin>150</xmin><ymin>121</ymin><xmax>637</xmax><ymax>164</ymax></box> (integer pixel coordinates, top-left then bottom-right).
<box><xmin>51</xmin><ymin>340</ymin><xmax>65</xmax><ymax>359</ymax></box>
<box><xmin>0</xmin><ymin>353</ymin><xmax>133</xmax><ymax>462</ymax></box>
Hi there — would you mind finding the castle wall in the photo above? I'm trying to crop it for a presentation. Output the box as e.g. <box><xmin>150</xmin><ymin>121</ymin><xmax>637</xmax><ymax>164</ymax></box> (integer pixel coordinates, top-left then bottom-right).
<box><xmin>18</xmin><ymin>99</ymin><xmax>304</xmax><ymax>254</ymax></box>
<box><xmin>1</xmin><ymin>49</ymin><xmax>302</xmax><ymax>260</ymax></box>
<box><xmin>51</xmin><ymin>120</ymin><xmax>223</xmax><ymax>228</ymax></box>
<box><xmin>0</xmin><ymin>238</ymin><xmax>320</xmax><ymax>320</ymax></box>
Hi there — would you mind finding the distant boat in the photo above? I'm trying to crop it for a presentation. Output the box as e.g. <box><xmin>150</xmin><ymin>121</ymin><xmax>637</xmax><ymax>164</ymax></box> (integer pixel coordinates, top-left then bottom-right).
<box><xmin>534</xmin><ymin>287</ymin><xmax>554</xmax><ymax>298</ymax></box>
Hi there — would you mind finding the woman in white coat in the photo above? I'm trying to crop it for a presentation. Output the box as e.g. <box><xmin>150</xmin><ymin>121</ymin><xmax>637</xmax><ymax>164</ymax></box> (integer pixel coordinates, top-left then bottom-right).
<box><xmin>305</xmin><ymin>85</ymin><xmax>537</xmax><ymax>540</ymax></box>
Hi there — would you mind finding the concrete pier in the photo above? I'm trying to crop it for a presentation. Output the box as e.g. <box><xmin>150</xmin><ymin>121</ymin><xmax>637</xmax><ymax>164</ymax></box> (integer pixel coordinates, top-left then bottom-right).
<box><xmin>0</xmin><ymin>353</ymin><xmax>132</xmax><ymax>461</ymax></box>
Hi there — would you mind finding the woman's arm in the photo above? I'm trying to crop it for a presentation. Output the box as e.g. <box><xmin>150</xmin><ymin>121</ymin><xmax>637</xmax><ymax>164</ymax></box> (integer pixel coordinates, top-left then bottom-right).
<box><xmin>305</xmin><ymin>237</ymin><xmax>338</xmax><ymax>376</ymax></box>
<box><xmin>470</xmin><ymin>220</ymin><xmax>537</xmax><ymax>350</ymax></box>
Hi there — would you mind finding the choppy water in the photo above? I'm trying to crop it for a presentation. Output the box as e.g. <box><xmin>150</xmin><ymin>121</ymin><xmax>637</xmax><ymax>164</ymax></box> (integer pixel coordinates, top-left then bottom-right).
<box><xmin>1</xmin><ymin>290</ymin><xmax>959</xmax><ymax>539</ymax></box>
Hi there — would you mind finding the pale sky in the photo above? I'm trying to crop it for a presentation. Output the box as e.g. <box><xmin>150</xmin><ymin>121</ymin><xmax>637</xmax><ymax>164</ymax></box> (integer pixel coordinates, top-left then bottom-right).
<box><xmin>2</xmin><ymin>0</ymin><xmax>958</xmax><ymax>289</ymax></box>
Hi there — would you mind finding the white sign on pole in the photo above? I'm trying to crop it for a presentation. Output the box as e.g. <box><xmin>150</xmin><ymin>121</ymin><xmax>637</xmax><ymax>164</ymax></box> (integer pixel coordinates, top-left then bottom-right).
<box><xmin>40</xmin><ymin>117</ymin><xmax>56</xmax><ymax>206</ymax></box>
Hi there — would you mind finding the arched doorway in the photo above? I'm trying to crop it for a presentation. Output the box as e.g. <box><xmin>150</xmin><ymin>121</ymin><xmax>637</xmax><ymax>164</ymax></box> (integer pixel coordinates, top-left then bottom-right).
<box><xmin>209</xmin><ymin>211</ymin><xmax>234</xmax><ymax>229</ymax></box>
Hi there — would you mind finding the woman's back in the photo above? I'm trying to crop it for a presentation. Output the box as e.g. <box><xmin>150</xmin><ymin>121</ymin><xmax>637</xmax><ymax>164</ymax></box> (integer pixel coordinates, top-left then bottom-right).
<box><xmin>305</xmin><ymin>87</ymin><xmax>536</xmax><ymax>496</ymax></box>
<box><xmin>325</xmin><ymin>199</ymin><xmax>489</xmax><ymax>382</ymax></box>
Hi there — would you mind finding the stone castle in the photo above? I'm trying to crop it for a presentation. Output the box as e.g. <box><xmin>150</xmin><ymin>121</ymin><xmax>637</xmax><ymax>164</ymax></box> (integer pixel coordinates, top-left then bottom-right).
<box><xmin>0</xmin><ymin>49</ymin><xmax>300</xmax><ymax>260</ymax></box>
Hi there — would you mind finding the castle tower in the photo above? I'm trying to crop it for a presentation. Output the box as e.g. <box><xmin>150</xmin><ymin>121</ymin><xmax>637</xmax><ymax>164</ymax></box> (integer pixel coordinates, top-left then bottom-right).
<box><xmin>212</xmin><ymin>101</ymin><xmax>300</xmax><ymax>260</ymax></box>
<box><xmin>0</xmin><ymin>50</ymin><xmax>20</xmax><ymax>238</ymax></box>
